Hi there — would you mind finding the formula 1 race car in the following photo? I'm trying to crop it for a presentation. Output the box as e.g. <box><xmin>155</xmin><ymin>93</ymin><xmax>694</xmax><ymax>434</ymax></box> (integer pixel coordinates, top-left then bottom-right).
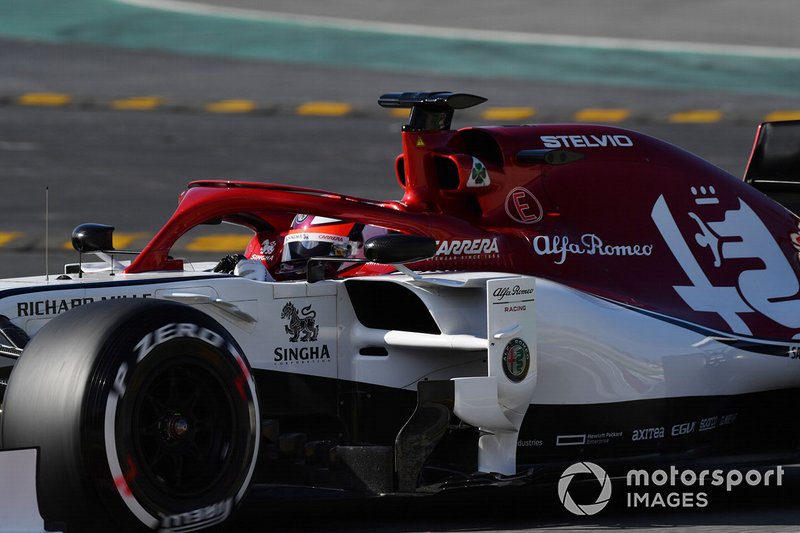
<box><xmin>2</xmin><ymin>92</ymin><xmax>800</xmax><ymax>532</ymax></box>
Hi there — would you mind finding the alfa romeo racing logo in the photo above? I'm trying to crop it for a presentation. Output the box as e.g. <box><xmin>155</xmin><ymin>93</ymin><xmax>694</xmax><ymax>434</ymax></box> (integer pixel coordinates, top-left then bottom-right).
<box><xmin>502</xmin><ymin>338</ymin><xmax>530</xmax><ymax>382</ymax></box>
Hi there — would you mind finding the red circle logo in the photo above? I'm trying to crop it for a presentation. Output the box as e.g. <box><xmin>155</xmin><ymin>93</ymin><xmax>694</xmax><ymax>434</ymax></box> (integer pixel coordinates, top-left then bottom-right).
<box><xmin>504</xmin><ymin>187</ymin><xmax>543</xmax><ymax>224</ymax></box>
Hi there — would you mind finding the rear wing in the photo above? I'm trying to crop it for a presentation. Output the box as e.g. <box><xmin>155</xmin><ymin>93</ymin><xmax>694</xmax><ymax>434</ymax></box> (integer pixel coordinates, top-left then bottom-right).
<box><xmin>378</xmin><ymin>91</ymin><xmax>486</xmax><ymax>132</ymax></box>
<box><xmin>744</xmin><ymin>120</ymin><xmax>800</xmax><ymax>215</ymax></box>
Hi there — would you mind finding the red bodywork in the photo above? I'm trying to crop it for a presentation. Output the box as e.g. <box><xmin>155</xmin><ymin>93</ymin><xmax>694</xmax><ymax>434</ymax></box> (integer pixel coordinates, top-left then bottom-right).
<box><xmin>127</xmin><ymin>122</ymin><xmax>800</xmax><ymax>342</ymax></box>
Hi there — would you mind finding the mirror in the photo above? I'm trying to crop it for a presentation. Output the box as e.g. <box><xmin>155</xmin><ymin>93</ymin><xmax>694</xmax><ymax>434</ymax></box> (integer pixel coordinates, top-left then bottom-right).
<box><xmin>364</xmin><ymin>234</ymin><xmax>436</xmax><ymax>264</ymax></box>
<box><xmin>71</xmin><ymin>223</ymin><xmax>115</xmax><ymax>253</ymax></box>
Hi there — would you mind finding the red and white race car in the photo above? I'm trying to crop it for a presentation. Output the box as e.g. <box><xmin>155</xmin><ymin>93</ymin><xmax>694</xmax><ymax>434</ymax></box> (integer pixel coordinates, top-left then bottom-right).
<box><xmin>1</xmin><ymin>92</ymin><xmax>799</xmax><ymax>532</ymax></box>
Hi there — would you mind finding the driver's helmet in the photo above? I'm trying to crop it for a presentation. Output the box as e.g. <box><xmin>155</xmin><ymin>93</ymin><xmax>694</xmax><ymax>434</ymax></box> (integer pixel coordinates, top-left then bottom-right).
<box><xmin>282</xmin><ymin>215</ymin><xmax>360</xmax><ymax>262</ymax></box>
<box><xmin>279</xmin><ymin>214</ymin><xmax>388</xmax><ymax>276</ymax></box>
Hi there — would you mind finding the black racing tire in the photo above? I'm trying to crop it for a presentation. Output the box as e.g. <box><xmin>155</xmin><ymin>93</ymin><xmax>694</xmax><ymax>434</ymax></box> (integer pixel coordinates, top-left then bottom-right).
<box><xmin>1</xmin><ymin>299</ymin><xmax>260</xmax><ymax>532</ymax></box>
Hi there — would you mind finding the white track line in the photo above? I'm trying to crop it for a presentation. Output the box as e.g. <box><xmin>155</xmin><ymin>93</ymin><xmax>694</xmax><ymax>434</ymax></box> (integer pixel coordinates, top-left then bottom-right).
<box><xmin>114</xmin><ymin>0</ymin><xmax>800</xmax><ymax>59</ymax></box>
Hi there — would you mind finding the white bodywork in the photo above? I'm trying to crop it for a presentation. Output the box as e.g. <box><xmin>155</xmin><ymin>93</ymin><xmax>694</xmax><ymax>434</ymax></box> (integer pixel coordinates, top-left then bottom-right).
<box><xmin>0</xmin><ymin>449</ymin><xmax>55</xmax><ymax>533</ymax></box>
<box><xmin>2</xmin><ymin>262</ymin><xmax>800</xmax><ymax>523</ymax></box>
<box><xmin>2</xmin><ymin>266</ymin><xmax>799</xmax><ymax>403</ymax></box>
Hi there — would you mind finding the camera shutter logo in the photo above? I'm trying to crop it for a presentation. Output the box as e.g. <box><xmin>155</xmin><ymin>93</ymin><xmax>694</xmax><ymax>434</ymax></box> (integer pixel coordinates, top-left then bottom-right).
<box><xmin>558</xmin><ymin>462</ymin><xmax>612</xmax><ymax>515</ymax></box>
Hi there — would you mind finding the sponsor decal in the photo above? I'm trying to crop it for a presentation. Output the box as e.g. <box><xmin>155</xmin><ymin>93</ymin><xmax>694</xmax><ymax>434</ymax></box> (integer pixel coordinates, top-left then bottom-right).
<box><xmin>585</xmin><ymin>431</ymin><xmax>623</xmax><ymax>445</ymax></box>
<box><xmin>502</xmin><ymin>338</ymin><xmax>530</xmax><ymax>382</ymax></box>
<box><xmin>533</xmin><ymin>234</ymin><xmax>654</xmax><ymax>265</ymax></box>
<box><xmin>652</xmin><ymin>186</ymin><xmax>800</xmax><ymax>335</ymax></box>
<box><xmin>556</xmin><ymin>434</ymin><xmax>587</xmax><ymax>446</ymax></box>
<box><xmin>273</xmin><ymin>345</ymin><xmax>330</xmax><ymax>362</ymax></box>
<box><xmin>261</xmin><ymin>239</ymin><xmax>277</xmax><ymax>261</ymax></box>
<box><xmin>280</xmin><ymin>301</ymin><xmax>318</xmax><ymax>342</ymax></box>
<box><xmin>435</xmin><ymin>237</ymin><xmax>499</xmax><ymax>258</ymax></box>
<box><xmin>632</xmin><ymin>412</ymin><xmax>735</xmax><ymax>441</ymax></box>
<box><xmin>160</xmin><ymin>499</ymin><xmax>233</xmax><ymax>533</ymax></box>
<box><xmin>262</xmin><ymin>240</ymin><xmax>276</xmax><ymax>254</ymax></box>
<box><xmin>293</xmin><ymin>214</ymin><xmax>308</xmax><ymax>224</ymax></box>
<box><xmin>541</xmin><ymin>134</ymin><xmax>634</xmax><ymax>149</ymax></box>
<box><xmin>558</xmin><ymin>462</ymin><xmax>612</xmax><ymax>516</ymax></box>
<box><xmin>517</xmin><ymin>438</ymin><xmax>543</xmax><ymax>447</ymax></box>
<box><xmin>16</xmin><ymin>293</ymin><xmax>152</xmax><ymax>318</ymax></box>
<box><xmin>556</xmin><ymin>432</ymin><xmax>623</xmax><ymax>446</ymax></box>
<box><xmin>132</xmin><ymin>323</ymin><xmax>224</xmax><ymax>369</ymax></box>
<box><xmin>631</xmin><ymin>426</ymin><xmax>665</xmax><ymax>441</ymax></box>
<box><xmin>466</xmin><ymin>157</ymin><xmax>491</xmax><ymax>187</ymax></box>
<box><xmin>492</xmin><ymin>285</ymin><xmax>536</xmax><ymax>303</ymax></box>
<box><xmin>284</xmin><ymin>232</ymin><xmax>347</xmax><ymax>246</ymax></box>
<box><xmin>492</xmin><ymin>280</ymin><xmax>535</xmax><ymax>313</ymax></box>
<box><xmin>698</xmin><ymin>416</ymin><xmax>718</xmax><ymax>432</ymax></box>
<box><xmin>504</xmin><ymin>187</ymin><xmax>543</xmax><ymax>224</ymax></box>
<box><xmin>671</xmin><ymin>421</ymin><xmax>696</xmax><ymax>437</ymax></box>
<box><xmin>275</xmin><ymin>301</ymin><xmax>331</xmax><ymax>364</ymax></box>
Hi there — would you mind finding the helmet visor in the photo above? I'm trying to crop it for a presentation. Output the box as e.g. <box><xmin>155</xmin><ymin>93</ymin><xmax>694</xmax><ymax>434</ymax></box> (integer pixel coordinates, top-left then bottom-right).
<box><xmin>282</xmin><ymin>232</ymin><xmax>350</xmax><ymax>262</ymax></box>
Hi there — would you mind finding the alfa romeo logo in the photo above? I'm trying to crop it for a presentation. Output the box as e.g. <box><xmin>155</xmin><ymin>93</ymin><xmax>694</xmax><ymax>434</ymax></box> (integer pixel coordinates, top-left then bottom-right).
<box><xmin>502</xmin><ymin>338</ymin><xmax>530</xmax><ymax>382</ymax></box>
<box><xmin>558</xmin><ymin>462</ymin><xmax>612</xmax><ymax>515</ymax></box>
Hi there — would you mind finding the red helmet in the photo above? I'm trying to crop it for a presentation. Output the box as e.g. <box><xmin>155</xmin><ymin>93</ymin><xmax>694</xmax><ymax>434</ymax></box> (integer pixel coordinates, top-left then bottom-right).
<box><xmin>282</xmin><ymin>215</ymin><xmax>361</xmax><ymax>263</ymax></box>
<box><xmin>278</xmin><ymin>215</ymin><xmax>389</xmax><ymax>277</ymax></box>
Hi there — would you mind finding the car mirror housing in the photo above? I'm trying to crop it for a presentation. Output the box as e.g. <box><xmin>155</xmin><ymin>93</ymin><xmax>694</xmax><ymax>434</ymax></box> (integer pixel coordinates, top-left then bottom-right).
<box><xmin>71</xmin><ymin>223</ymin><xmax>115</xmax><ymax>253</ymax></box>
<box><xmin>364</xmin><ymin>234</ymin><xmax>437</xmax><ymax>264</ymax></box>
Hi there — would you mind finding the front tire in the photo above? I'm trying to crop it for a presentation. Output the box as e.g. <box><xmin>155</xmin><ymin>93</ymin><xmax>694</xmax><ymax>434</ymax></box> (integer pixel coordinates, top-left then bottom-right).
<box><xmin>1</xmin><ymin>299</ymin><xmax>260</xmax><ymax>532</ymax></box>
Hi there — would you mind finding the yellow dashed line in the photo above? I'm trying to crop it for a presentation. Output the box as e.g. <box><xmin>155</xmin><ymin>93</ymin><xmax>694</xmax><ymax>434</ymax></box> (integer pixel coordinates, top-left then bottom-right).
<box><xmin>0</xmin><ymin>232</ymin><xmax>22</xmax><ymax>247</ymax></box>
<box><xmin>481</xmin><ymin>107</ymin><xmax>536</xmax><ymax>121</ymax></box>
<box><xmin>669</xmin><ymin>110</ymin><xmax>723</xmax><ymax>123</ymax></box>
<box><xmin>60</xmin><ymin>232</ymin><xmax>148</xmax><ymax>250</ymax></box>
<box><xmin>185</xmin><ymin>234</ymin><xmax>252</xmax><ymax>252</ymax></box>
<box><xmin>9</xmin><ymin>92</ymin><xmax>800</xmax><ymax>126</ymax></box>
<box><xmin>296</xmin><ymin>102</ymin><xmax>353</xmax><ymax>117</ymax></box>
<box><xmin>205</xmin><ymin>100</ymin><xmax>258</xmax><ymax>113</ymax></box>
<box><xmin>111</xmin><ymin>96</ymin><xmax>163</xmax><ymax>111</ymax></box>
<box><xmin>113</xmin><ymin>232</ymin><xmax>149</xmax><ymax>250</ymax></box>
<box><xmin>764</xmin><ymin>111</ymin><xmax>800</xmax><ymax>122</ymax></box>
<box><xmin>17</xmin><ymin>92</ymin><xmax>72</xmax><ymax>106</ymax></box>
<box><xmin>574</xmin><ymin>108</ymin><xmax>631</xmax><ymax>123</ymax></box>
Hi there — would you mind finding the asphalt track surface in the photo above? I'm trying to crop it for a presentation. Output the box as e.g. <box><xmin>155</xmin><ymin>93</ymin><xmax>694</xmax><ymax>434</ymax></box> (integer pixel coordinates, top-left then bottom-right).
<box><xmin>3</xmin><ymin>1</ymin><xmax>800</xmax><ymax>531</ymax></box>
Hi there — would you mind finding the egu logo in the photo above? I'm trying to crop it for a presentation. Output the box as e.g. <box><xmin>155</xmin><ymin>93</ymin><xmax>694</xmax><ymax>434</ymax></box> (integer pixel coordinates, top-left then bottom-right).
<box><xmin>558</xmin><ymin>462</ymin><xmax>612</xmax><ymax>516</ymax></box>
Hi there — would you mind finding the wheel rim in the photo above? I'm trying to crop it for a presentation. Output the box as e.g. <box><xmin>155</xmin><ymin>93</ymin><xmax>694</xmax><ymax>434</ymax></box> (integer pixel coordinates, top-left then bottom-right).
<box><xmin>128</xmin><ymin>355</ymin><xmax>241</xmax><ymax>499</ymax></box>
